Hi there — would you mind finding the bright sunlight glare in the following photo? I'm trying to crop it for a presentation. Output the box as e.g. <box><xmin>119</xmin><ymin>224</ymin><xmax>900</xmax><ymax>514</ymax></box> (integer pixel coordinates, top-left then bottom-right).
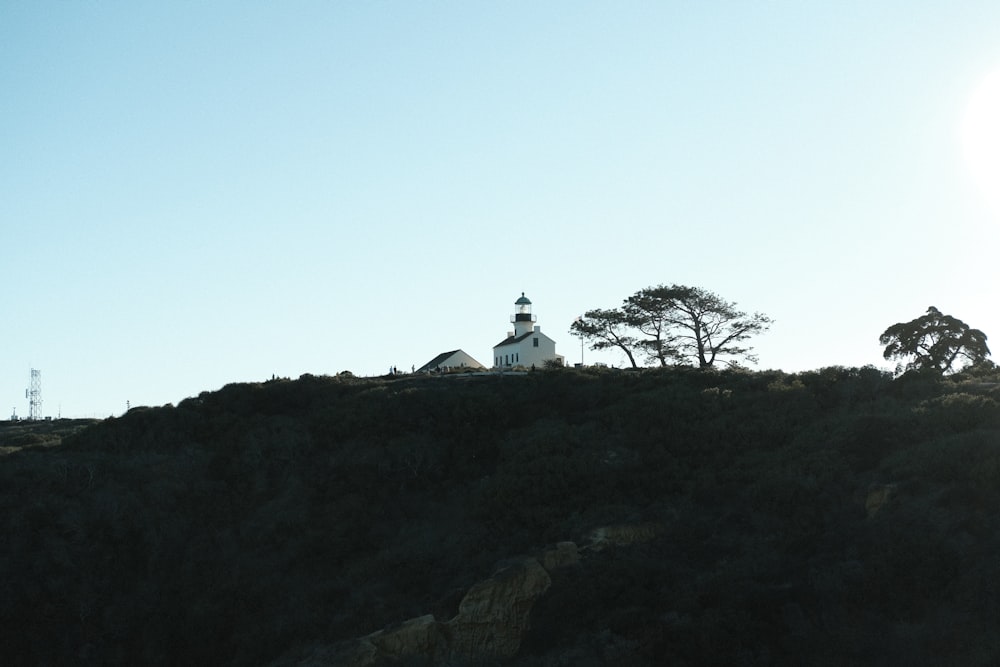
<box><xmin>961</xmin><ymin>67</ymin><xmax>1000</xmax><ymax>216</ymax></box>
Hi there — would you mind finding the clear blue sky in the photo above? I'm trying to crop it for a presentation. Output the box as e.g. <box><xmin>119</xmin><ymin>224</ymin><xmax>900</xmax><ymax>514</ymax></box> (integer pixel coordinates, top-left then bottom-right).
<box><xmin>3</xmin><ymin>1</ymin><xmax>1000</xmax><ymax>418</ymax></box>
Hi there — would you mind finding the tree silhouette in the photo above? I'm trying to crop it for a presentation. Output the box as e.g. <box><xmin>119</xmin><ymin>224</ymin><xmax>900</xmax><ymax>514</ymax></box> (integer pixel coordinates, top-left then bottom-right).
<box><xmin>570</xmin><ymin>308</ymin><xmax>640</xmax><ymax>368</ymax></box>
<box><xmin>627</xmin><ymin>285</ymin><xmax>772</xmax><ymax>368</ymax></box>
<box><xmin>879</xmin><ymin>306</ymin><xmax>990</xmax><ymax>375</ymax></box>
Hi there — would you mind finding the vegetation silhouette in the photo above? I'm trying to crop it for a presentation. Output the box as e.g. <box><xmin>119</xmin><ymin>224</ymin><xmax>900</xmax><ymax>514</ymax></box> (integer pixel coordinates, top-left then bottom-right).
<box><xmin>571</xmin><ymin>284</ymin><xmax>772</xmax><ymax>369</ymax></box>
<box><xmin>880</xmin><ymin>306</ymin><xmax>990</xmax><ymax>375</ymax></box>
<box><xmin>1</xmin><ymin>364</ymin><xmax>1000</xmax><ymax>665</ymax></box>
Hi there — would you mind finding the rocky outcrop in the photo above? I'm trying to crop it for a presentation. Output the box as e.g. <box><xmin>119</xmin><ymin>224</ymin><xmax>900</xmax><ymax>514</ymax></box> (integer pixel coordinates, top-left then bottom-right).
<box><xmin>312</xmin><ymin>554</ymin><xmax>558</xmax><ymax>666</ymax></box>
<box><xmin>313</xmin><ymin>614</ymin><xmax>446</xmax><ymax>667</ymax></box>
<box><xmin>865</xmin><ymin>483</ymin><xmax>897</xmax><ymax>518</ymax></box>
<box><xmin>294</xmin><ymin>536</ymin><xmax>641</xmax><ymax>666</ymax></box>
<box><xmin>369</xmin><ymin>614</ymin><xmax>444</xmax><ymax>659</ymax></box>
<box><xmin>446</xmin><ymin>556</ymin><xmax>551</xmax><ymax>659</ymax></box>
<box><xmin>540</xmin><ymin>541</ymin><xmax>580</xmax><ymax>571</ymax></box>
<box><xmin>584</xmin><ymin>522</ymin><xmax>665</xmax><ymax>551</ymax></box>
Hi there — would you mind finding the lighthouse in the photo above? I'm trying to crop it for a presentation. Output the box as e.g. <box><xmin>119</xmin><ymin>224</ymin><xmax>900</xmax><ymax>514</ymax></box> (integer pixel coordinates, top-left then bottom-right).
<box><xmin>493</xmin><ymin>293</ymin><xmax>564</xmax><ymax>369</ymax></box>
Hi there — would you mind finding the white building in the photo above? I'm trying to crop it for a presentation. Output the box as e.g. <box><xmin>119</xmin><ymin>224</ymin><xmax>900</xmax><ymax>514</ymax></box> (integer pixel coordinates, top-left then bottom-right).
<box><xmin>492</xmin><ymin>293</ymin><xmax>564</xmax><ymax>369</ymax></box>
<box><xmin>415</xmin><ymin>349</ymin><xmax>486</xmax><ymax>373</ymax></box>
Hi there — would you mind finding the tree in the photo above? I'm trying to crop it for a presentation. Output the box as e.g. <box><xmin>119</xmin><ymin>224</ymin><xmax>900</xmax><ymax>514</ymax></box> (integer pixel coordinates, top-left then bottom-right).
<box><xmin>879</xmin><ymin>306</ymin><xmax>990</xmax><ymax>375</ymax></box>
<box><xmin>655</xmin><ymin>285</ymin><xmax>773</xmax><ymax>368</ymax></box>
<box><xmin>569</xmin><ymin>308</ymin><xmax>640</xmax><ymax>368</ymax></box>
<box><xmin>624</xmin><ymin>287</ymin><xmax>683</xmax><ymax>366</ymax></box>
<box><xmin>573</xmin><ymin>284</ymin><xmax>772</xmax><ymax>369</ymax></box>
<box><xmin>623</xmin><ymin>285</ymin><xmax>772</xmax><ymax>368</ymax></box>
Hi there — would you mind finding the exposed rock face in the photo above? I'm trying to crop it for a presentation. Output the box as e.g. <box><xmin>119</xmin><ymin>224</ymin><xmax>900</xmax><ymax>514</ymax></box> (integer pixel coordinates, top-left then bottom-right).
<box><xmin>585</xmin><ymin>522</ymin><xmax>665</xmax><ymax>551</ymax></box>
<box><xmin>315</xmin><ymin>615</ymin><xmax>445</xmax><ymax>667</ymax></box>
<box><xmin>313</xmin><ymin>557</ymin><xmax>554</xmax><ymax>666</ymax></box>
<box><xmin>368</xmin><ymin>614</ymin><xmax>443</xmax><ymax>659</ymax></box>
<box><xmin>294</xmin><ymin>531</ymin><xmax>668</xmax><ymax>666</ymax></box>
<box><xmin>445</xmin><ymin>556</ymin><xmax>551</xmax><ymax>660</ymax></box>
<box><xmin>540</xmin><ymin>541</ymin><xmax>580</xmax><ymax>572</ymax></box>
<box><xmin>295</xmin><ymin>534</ymin><xmax>670</xmax><ymax>665</ymax></box>
<box><xmin>865</xmin><ymin>483</ymin><xmax>897</xmax><ymax>518</ymax></box>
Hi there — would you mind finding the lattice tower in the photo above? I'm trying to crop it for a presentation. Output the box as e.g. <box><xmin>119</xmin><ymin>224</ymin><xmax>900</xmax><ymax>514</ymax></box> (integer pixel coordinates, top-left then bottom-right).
<box><xmin>27</xmin><ymin>369</ymin><xmax>41</xmax><ymax>421</ymax></box>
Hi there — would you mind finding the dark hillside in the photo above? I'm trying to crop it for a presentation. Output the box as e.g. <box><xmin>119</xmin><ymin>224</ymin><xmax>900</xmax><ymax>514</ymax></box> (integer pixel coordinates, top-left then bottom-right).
<box><xmin>0</xmin><ymin>418</ymin><xmax>98</xmax><ymax>453</ymax></box>
<box><xmin>2</xmin><ymin>367</ymin><xmax>1000</xmax><ymax>665</ymax></box>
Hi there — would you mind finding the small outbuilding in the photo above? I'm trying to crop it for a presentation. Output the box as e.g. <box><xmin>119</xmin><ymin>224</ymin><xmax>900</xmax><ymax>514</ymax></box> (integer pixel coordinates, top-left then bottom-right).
<box><xmin>415</xmin><ymin>349</ymin><xmax>486</xmax><ymax>374</ymax></box>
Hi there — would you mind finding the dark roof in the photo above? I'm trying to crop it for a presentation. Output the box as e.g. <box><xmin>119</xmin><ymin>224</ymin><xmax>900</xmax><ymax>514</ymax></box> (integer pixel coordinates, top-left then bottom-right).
<box><xmin>515</xmin><ymin>292</ymin><xmax>531</xmax><ymax>305</ymax></box>
<box><xmin>415</xmin><ymin>350</ymin><xmax>485</xmax><ymax>373</ymax></box>
<box><xmin>493</xmin><ymin>332</ymin><xmax>533</xmax><ymax>348</ymax></box>
<box><xmin>415</xmin><ymin>350</ymin><xmax>461</xmax><ymax>373</ymax></box>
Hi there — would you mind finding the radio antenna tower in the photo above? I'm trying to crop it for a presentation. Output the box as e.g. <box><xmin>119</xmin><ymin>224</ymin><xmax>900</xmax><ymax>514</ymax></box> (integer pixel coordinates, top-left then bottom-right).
<box><xmin>26</xmin><ymin>369</ymin><xmax>42</xmax><ymax>421</ymax></box>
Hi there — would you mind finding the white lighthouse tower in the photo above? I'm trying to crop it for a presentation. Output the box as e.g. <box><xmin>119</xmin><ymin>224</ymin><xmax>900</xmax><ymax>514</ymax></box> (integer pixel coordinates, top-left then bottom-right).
<box><xmin>512</xmin><ymin>292</ymin><xmax>536</xmax><ymax>337</ymax></box>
